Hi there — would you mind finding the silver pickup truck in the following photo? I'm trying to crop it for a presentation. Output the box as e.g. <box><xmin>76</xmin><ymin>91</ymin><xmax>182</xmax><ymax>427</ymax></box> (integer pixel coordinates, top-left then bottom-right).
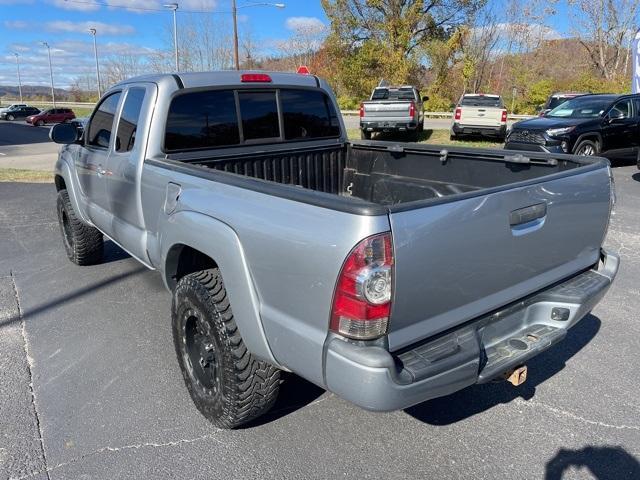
<box><xmin>360</xmin><ymin>85</ymin><xmax>426</xmax><ymax>140</ymax></box>
<box><xmin>50</xmin><ymin>71</ymin><xmax>618</xmax><ymax>429</ymax></box>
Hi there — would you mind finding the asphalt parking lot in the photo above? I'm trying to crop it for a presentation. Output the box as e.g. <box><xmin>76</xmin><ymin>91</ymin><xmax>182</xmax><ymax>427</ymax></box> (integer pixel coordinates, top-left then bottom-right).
<box><xmin>0</xmin><ymin>123</ymin><xmax>639</xmax><ymax>479</ymax></box>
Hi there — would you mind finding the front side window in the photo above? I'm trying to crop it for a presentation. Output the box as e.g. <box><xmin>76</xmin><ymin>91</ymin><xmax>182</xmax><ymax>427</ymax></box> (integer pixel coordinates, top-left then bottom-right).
<box><xmin>238</xmin><ymin>91</ymin><xmax>279</xmax><ymax>140</ymax></box>
<box><xmin>87</xmin><ymin>92</ymin><xmax>122</xmax><ymax>148</ymax></box>
<box><xmin>610</xmin><ymin>99</ymin><xmax>631</xmax><ymax>119</ymax></box>
<box><xmin>116</xmin><ymin>87</ymin><xmax>145</xmax><ymax>152</ymax></box>
<box><xmin>280</xmin><ymin>89</ymin><xmax>340</xmax><ymax>140</ymax></box>
<box><xmin>165</xmin><ymin>90</ymin><xmax>239</xmax><ymax>152</ymax></box>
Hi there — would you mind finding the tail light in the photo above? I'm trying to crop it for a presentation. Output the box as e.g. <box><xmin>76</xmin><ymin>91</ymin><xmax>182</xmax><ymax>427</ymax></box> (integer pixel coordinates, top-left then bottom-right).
<box><xmin>409</xmin><ymin>101</ymin><xmax>416</xmax><ymax>118</ymax></box>
<box><xmin>501</xmin><ymin>109</ymin><xmax>507</xmax><ymax>123</ymax></box>
<box><xmin>241</xmin><ymin>73</ymin><xmax>272</xmax><ymax>82</ymax></box>
<box><xmin>329</xmin><ymin>233</ymin><xmax>393</xmax><ymax>340</ymax></box>
<box><xmin>359</xmin><ymin>103</ymin><xmax>365</xmax><ymax>118</ymax></box>
<box><xmin>454</xmin><ymin>107</ymin><xmax>462</xmax><ymax>120</ymax></box>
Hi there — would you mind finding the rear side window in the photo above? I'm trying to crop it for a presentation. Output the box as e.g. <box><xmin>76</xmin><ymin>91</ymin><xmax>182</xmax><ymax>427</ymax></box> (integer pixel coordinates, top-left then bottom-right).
<box><xmin>165</xmin><ymin>90</ymin><xmax>239</xmax><ymax>151</ymax></box>
<box><xmin>280</xmin><ymin>89</ymin><xmax>340</xmax><ymax>140</ymax></box>
<box><xmin>238</xmin><ymin>91</ymin><xmax>279</xmax><ymax>140</ymax></box>
<box><xmin>116</xmin><ymin>87</ymin><xmax>145</xmax><ymax>152</ymax></box>
<box><xmin>87</xmin><ymin>92</ymin><xmax>121</xmax><ymax>148</ymax></box>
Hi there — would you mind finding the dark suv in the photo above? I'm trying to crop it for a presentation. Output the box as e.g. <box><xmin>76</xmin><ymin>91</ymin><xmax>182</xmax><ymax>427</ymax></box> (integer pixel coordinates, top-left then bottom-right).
<box><xmin>0</xmin><ymin>105</ymin><xmax>40</xmax><ymax>121</ymax></box>
<box><xmin>505</xmin><ymin>93</ymin><xmax>640</xmax><ymax>161</ymax></box>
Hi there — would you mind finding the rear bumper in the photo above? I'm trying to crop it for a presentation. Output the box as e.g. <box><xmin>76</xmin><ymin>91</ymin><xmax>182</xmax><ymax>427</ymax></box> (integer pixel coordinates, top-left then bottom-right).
<box><xmin>452</xmin><ymin>123</ymin><xmax>506</xmax><ymax>137</ymax></box>
<box><xmin>361</xmin><ymin>119</ymin><xmax>417</xmax><ymax>132</ymax></box>
<box><xmin>323</xmin><ymin>249</ymin><xmax>619</xmax><ymax>411</ymax></box>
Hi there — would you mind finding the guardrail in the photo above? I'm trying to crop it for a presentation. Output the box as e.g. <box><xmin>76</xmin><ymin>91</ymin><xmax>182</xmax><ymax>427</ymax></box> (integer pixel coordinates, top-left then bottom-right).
<box><xmin>341</xmin><ymin>110</ymin><xmax>534</xmax><ymax>120</ymax></box>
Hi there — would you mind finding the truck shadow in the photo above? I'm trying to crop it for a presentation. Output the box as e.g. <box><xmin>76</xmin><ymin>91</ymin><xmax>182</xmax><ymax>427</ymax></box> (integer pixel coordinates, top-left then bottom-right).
<box><xmin>545</xmin><ymin>445</ymin><xmax>640</xmax><ymax>480</ymax></box>
<box><xmin>405</xmin><ymin>314</ymin><xmax>601</xmax><ymax>425</ymax></box>
<box><xmin>103</xmin><ymin>240</ymin><xmax>131</xmax><ymax>263</ymax></box>
<box><xmin>241</xmin><ymin>372</ymin><xmax>325</xmax><ymax>429</ymax></box>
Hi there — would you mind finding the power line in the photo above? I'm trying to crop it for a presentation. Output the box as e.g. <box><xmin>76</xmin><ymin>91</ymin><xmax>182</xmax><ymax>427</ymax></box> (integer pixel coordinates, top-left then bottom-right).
<box><xmin>62</xmin><ymin>0</ymin><xmax>232</xmax><ymax>14</ymax></box>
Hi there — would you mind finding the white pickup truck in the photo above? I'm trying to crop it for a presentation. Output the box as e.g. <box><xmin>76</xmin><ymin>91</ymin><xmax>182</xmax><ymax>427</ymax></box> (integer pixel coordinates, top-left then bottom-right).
<box><xmin>450</xmin><ymin>93</ymin><xmax>508</xmax><ymax>141</ymax></box>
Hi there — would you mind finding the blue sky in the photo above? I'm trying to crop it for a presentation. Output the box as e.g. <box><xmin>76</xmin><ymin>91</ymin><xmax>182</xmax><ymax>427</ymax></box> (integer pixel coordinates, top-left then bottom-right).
<box><xmin>0</xmin><ymin>0</ymin><xmax>574</xmax><ymax>89</ymax></box>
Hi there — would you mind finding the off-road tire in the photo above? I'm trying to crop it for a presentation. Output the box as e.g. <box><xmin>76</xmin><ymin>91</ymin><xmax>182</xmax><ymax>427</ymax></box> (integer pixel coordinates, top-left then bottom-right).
<box><xmin>574</xmin><ymin>139</ymin><xmax>599</xmax><ymax>156</ymax></box>
<box><xmin>361</xmin><ymin>129</ymin><xmax>372</xmax><ymax>140</ymax></box>
<box><xmin>56</xmin><ymin>189</ymin><xmax>103</xmax><ymax>265</ymax></box>
<box><xmin>172</xmin><ymin>268</ymin><xmax>280</xmax><ymax>429</ymax></box>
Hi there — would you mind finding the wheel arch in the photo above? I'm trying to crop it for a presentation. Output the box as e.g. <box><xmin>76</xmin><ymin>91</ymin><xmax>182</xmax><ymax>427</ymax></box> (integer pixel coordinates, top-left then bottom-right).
<box><xmin>573</xmin><ymin>132</ymin><xmax>603</xmax><ymax>153</ymax></box>
<box><xmin>161</xmin><ymin>210</ymin><xmax>278</xmax><ymax>366</ymax></box>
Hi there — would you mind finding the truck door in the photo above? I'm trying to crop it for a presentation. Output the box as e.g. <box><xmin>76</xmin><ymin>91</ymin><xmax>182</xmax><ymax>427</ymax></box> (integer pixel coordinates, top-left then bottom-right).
<box><xmin>75</xmin><ymin>91</ymin><xmax>122</xmax><ymax>232</ymax></box>
<box><xmin>104</xmin><ymin>83</ymin><xmax>156</xmax><ymax>263</ymax></box>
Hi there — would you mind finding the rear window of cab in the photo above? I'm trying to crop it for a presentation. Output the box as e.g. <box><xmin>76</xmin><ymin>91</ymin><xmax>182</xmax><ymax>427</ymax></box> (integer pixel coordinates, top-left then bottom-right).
<box><xmin>164</xmin><ymin>88</ymin><xmax>340</xmax><ymax>152</ymax></box>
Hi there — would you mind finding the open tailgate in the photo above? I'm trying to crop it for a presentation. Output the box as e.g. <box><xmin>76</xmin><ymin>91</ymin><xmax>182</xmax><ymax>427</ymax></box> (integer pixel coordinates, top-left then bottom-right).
<box><xmin>387</xmin><ymin>165</ymin><xmax>612</xmax><ymax>351</ymax></box>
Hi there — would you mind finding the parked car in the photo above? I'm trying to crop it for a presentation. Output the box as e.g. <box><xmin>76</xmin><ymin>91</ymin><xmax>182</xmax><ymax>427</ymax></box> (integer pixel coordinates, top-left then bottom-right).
<box><xmin>506</xmin><ymin>93</ymin><xmax>640</xmax><ymax>161</ymax></box>
<box><xmin>450</xmin><ymin>93</ymin><xmax>508</xmax><ymax>140</ymax></box>
<box><xmin>360</xmin><ymin>85</ymin><xmax>427</xmax><ymax>140</ymax></box>
<box><xmin>539</xmin><ymin>92</ymin><xmax>589</xmax><ymax>116</ymax></box>
<box><xmin>26</xmin><ymin>108</ymin><xmax>75</xmax><ymax>126</ymax></box>
<box><xmin>50</xmin><ymin>71</ymin><xmax>617</xmax><ymax>429</ymax></box>
<box><xmin>0</xmin><ymin>105</ymin><xmax>40</xmax><ymax>121</ymax></box>
<box><xmin>0</xmin><ymin>103</ymin><xmax>27</xmax><ymax>114</ymax></box>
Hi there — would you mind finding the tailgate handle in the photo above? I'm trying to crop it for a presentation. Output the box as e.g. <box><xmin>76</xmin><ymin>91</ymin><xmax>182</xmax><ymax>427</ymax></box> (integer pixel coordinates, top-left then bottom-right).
<box><xmin>510</xmin><ymin>203</ymin><xmax>547</xmax><ymax>227</ymax></box>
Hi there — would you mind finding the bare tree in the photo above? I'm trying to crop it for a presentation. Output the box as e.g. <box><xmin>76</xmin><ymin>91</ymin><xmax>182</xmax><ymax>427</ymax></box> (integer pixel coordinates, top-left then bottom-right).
<box><xmin>569</xmin><ymin>0</ymin><xmax>640</xmax><ymax>80</ymax></box>
<box><xmin>276</xmin><ymin>19</ymin><xmax>327</xmax><ymax>70</ymax></box>
<box><xmin>104</xmin><ymin>53</ymin><xmax>145</xmax><ymax>86</ymax></box>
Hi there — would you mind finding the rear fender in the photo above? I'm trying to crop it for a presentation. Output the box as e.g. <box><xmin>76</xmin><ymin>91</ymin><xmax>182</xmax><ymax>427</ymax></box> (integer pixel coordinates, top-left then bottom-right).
<box><xmin>160</xmin><ymin>210</ymin><xmax>278</xmax><ymax>366</ymax></box>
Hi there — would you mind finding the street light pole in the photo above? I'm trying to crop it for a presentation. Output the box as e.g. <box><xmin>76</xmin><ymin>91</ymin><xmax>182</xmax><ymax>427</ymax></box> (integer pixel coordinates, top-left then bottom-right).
<box><xmin>233</xmin><ymin>2</ymin><xmax>285</xmax><ymax>71</ymax></box>
<box><xmin>12</xmin><ymin>53</ymin><xmax>23</xmax><ymax>102</ymax></box>
<box><xmin>164</xmin><ymin>3</ymin><xmax>179</xmax><ymax>71</ymax></box>
<box><xmin>41</xmin><ymin>42</ymin><xmax>56</xmax><ymax>108</ymax></box>
<box><xmin>89</xmin><ymin>28</ymin><xmax>102</xmax><ymax>99</ymax></box>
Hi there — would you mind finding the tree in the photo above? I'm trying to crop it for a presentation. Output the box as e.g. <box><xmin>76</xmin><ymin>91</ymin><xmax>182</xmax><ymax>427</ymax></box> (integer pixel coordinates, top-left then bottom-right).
<box><xmin>569</xmin><ymin>0</ymin><xmax>640</xmax><ymax>80</ymax></box>
<box><xmin>322</xmin><ymin>0</ymin><xmax>485</xmax><ymax>98</ymax></box>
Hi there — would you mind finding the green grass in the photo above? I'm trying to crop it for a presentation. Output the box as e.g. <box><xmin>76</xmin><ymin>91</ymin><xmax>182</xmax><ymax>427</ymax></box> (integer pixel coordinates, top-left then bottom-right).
<box><xmin>347</xmin><ymin>128</ymin><xmax>504</xmax><ymax>149</ymax></box>
<box><xmin>0</xmin><ymin>169</ymin><xmax>54</xmax><ymax>183</ymax></box>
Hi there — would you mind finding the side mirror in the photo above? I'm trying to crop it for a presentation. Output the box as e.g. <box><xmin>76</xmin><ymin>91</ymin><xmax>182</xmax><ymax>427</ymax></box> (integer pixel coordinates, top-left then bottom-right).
<box><xmin>49</xmin><ymin>122</ymin><xmax>82</xmax><ymax>144</ymax></box>
<box><xmin>422</xmin><ymin>95</ymin><xmax>429</xmax><ymax>102</ymax></box>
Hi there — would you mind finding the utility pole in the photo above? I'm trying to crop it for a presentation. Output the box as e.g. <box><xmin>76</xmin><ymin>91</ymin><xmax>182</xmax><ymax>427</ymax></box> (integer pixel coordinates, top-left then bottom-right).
<box><xmin>41</xmin><ymin>42</ymin><xmax>56</xmax><ymax>108</ymax></box>
<box><xmin>164</xmin><ymin>3</ymin><xmax>179</xmax><ymax>71</ymax></box>
<box><xmin>233</xmin><ymin>2</ymin><xmax>285</xmax><ymax>71</ymax></box>
<box><xmin>12</xmin><ymin>53</ymin><xmax>23</xmax><ymax>102</ymax></box>
<box><xmin>89</xmin><ymin>28</ymin><xmax>102</xmax><ymax>99</ymax></box>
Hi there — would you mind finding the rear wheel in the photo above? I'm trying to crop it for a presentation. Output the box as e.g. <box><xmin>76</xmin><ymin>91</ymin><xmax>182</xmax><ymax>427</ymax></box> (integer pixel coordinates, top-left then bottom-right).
<box><xmin>56</xmin><ymin>190</ymin><xmax>103</xmax><ymax>265</ymax></box>
<box><xmin>574</xmin><ymin>139</ymin><xmax>599</xmax><ymax>156</ymax></box>
<box><xmin>172</xmin><ymin>268</ymin><xmax>280</xmax><ymax>429</ymax></box>
<box><xmin>361</xmin><ymin>129</ymin><xmax>372</xmax><ymax>140</ymax></box>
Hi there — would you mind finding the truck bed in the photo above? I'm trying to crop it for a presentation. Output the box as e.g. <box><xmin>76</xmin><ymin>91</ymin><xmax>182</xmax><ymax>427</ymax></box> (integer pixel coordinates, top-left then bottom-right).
<box><xmin>165</xmin><ymin>141</ymin><xmax>594</xmax><ymax>210</ymax></box>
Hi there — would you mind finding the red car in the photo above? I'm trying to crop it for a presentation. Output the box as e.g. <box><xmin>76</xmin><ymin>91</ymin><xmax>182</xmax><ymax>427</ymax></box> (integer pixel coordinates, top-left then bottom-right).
<box><xmin>26</xmin><ymin>108</ymin><xmax>76</xmax><ymax>126</ymax></box>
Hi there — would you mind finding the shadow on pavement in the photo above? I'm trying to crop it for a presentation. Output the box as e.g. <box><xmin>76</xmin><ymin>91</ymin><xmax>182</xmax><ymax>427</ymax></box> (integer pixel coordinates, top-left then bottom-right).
<box><xmin>242</xmin><ymin>372</ymin><xmax>325</xmax><ymax>428</ymax></box>
<box><xmin>545</xmin><ymin>445</ymin><xmax>640</xmax><ymax>480</ymax></box>
<box><xmin>0</xmin><ymin>265</ymin><xmax>147</xmax><ymax>329</ymax></box>
<box><xmin>0</xmin><ymin>121</ymin><xmax>51</xmax><ymax>146</ymax></box>
<box><xmin>405</xmin><ymin>314</ymin><xmax>601</xmax><ymax>425</ymax></box>
<box><xmin>103</xmin><ymin>239</ymin><xmax>131</xmax><ymax>263</ymax></box>
<box><xmin>632</xmin><ymin>172</ymin><xmax>640</xmax><ymax>182</ymax></box>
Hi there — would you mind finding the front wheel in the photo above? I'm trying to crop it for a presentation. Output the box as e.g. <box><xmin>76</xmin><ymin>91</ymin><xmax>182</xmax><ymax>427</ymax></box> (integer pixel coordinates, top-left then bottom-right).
<box><xmin>7</xmin><ymin>114</ymin><xmax>15</xmax><ymax>121</ymax></box>
<box><xmin>56</xmin><ymin>189</ymin><xmax>104</xmax><ymax>265</ymax></box>
<box><xmin>172</xmin><ymin>268</ymin><xmax>280</xmax><ymax>429</ymax></box>
<box><xmin>36</xmin><ymin>120</ymin><xmax>44</xmax><ymax>127</ymax></box>
<box><xmin>574</xmin><ymin>139</ymin><xmax>599</xmax><ymax>156</ymax></box>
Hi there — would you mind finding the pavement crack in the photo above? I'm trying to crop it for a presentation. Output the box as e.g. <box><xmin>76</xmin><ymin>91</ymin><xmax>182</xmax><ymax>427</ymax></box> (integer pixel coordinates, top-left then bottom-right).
<box><xmin>10</xmin><ymin>270</ymin><xmax>51</xmax><ymax>480</ymax></box>
<box><xmin>516</xmin><ymin>398</ymin><xmax>640</xmax><ymax>431</ymax></box>
<box><xmin>11</xmin><ymin>431</ymin><xmax>225</xmax><ymax>479</ymax></box>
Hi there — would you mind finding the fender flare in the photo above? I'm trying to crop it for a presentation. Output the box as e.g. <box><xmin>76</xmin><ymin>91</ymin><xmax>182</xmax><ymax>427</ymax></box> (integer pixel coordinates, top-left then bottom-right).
<box><xmin>160</xmin><ymin>210</ymin><xmax>278</xmax><ymax>366</ymax></box>
<box><xmin>573</xmin><ymin>132</ymin><xmax>603</xmax><ymax>154</ymax></box>
<box><xmin>54</xmin><ymin>153</ymin><xmax>91</xmax><ymax>225</ymax></box>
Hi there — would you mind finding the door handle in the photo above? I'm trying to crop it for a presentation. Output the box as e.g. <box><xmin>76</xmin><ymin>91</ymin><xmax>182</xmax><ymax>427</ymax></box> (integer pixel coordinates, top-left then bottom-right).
<box><xmin>96</xmin><ymin>165</ymin><xmax>106</xmax><ymax>177</ymax></box>
<box><xmin>510</xmin><ymin>203</ymin><xmax>547</xmax><ymax>226</ymax></box>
